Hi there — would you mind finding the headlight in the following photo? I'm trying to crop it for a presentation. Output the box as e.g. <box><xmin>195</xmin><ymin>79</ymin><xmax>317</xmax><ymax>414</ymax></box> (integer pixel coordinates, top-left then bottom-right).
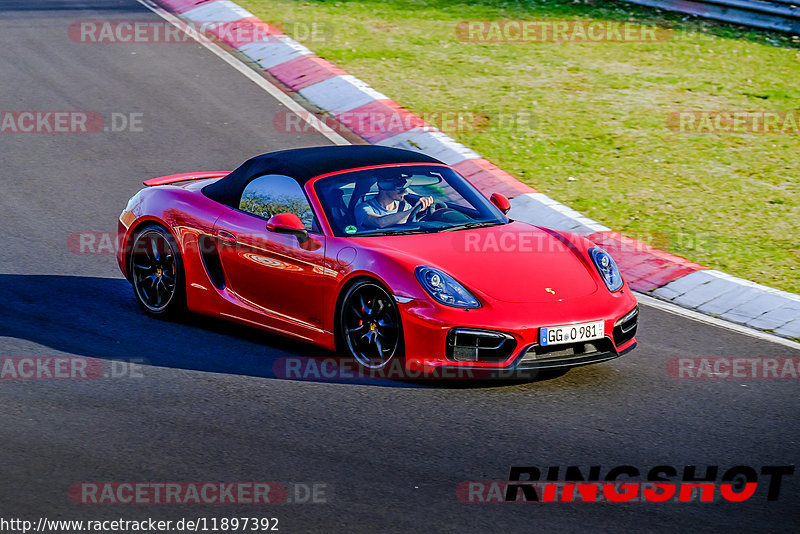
<box><xmin>589</xmin><ymin>247</ymin><xmax>624</xmax><ymax>292</ymax></box>
<box><xmin>415</xmin><ymin>266</ymin><xmax>480</xmax><ymax>309</ymax></box>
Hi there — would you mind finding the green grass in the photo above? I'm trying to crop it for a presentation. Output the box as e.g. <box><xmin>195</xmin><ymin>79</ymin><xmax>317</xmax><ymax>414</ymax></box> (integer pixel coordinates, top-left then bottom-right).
<box><xmin>236</xmin><ymin>0</ymin><xmax>800</xmax><ymax>293</ymax></box>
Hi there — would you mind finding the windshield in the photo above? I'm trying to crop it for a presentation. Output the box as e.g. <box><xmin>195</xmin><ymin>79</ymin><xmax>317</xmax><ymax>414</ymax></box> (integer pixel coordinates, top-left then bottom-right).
<box><xmin>313</xmin><ymin>164</ymin><xmax>509</xmax><ymax>237</ymax></box>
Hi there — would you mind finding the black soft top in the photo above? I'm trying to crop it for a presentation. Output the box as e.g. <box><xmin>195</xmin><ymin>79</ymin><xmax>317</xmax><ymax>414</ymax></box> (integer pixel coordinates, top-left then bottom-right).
<box><xmin>203</xmin><ymin>145</ymin><xmax>442</xmax><ymax>207</ymax></box>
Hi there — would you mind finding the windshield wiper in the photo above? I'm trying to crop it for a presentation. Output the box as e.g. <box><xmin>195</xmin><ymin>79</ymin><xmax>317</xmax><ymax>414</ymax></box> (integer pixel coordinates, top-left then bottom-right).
<box><xmin>354</xmin><ymin>221</ymin><xmax>503</xmax><ymax>236</ymax></box>
<box><xmin>356</xmin><ymin>228</ymin><xmax>431</xmax><ymax>236</ymax></box>
<box><xmin>437</xmin><ymin>221</ymin><xmax>503</xmax><ymax>232</ymax></box>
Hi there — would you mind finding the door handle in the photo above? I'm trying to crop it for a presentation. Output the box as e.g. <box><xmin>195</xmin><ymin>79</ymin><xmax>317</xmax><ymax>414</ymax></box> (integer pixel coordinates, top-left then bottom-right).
<box><xmin>216</xmin><ymin>230</ymin><xmax>237</xmax><ymax>245</ymax></box>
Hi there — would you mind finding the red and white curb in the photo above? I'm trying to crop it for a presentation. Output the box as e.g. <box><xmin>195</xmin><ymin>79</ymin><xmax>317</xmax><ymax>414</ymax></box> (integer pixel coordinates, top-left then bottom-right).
<box><xmin>653</xmin><ymin>271</ymin><xmax>800</xmax><ymax>338</ymax></box>
<box><xmin>148</xmin><ymin>0</ymin><xmax>799</xmax><ymax>342</ymax></box>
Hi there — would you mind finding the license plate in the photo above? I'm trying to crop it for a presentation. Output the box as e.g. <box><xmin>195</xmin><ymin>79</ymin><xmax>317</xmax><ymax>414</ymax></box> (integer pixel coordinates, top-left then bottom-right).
<box><xmin>540</xmin><ymin>320</ymin><xmax>604</xmax><ymax>346</ymax></box>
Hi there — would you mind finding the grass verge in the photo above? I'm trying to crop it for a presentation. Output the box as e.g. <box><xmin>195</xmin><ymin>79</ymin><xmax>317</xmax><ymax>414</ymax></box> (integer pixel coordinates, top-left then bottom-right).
<box><xmin>235</xmin><ymin>0</ymin><xmax>800</xmax><ymax>293</ymax></box>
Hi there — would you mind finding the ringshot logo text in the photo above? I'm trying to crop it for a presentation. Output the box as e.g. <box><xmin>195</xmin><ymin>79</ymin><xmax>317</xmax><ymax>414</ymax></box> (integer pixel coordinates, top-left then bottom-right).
<box><xmin>457</xmin><ymin>465</ymin><xmax>794</xmax><ymax>503</ymax></box>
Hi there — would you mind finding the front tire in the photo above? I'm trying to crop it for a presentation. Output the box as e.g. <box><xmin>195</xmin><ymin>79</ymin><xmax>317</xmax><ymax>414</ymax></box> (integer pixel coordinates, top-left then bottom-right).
<box><xmin>338</xmin><ymin>280</ymin><xmax>403</xmax><ymax>370</ymax></box>
<box><xmin>129</xmin><ymin>225</ymin><xmax>185</xmax><ymax>318</ymax></box>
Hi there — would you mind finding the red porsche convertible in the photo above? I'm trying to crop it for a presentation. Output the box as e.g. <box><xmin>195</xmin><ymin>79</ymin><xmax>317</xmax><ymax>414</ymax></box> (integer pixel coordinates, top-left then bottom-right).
<box><xmin>118</xmin><ymin>145</ymin><xmax>637</xmax><ymax>376</ymax></box>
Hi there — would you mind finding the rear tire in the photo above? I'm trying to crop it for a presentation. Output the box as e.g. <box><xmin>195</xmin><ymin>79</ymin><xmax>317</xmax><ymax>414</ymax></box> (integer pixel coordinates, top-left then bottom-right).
<box><xmin>129</xmin><ymin>225</ymin><xmax>185</xmax><ymax>318</ymax></box>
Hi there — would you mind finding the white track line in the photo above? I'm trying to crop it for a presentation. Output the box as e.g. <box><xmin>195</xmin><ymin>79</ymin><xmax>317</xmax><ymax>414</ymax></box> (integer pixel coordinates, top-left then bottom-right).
<box><xmin>636</xmin><ymin>292</ymin><xmax>799</xmax><ymax>350</ymax></box>
<box><xmin>136</xmin><ymin>0</ymin><xmax>350</xmax><ymax>145</ymax></box>
<box><xmin>137</xmin><ymin>0</ymin><xmax>797</xmax><ymax>351</ymax></box>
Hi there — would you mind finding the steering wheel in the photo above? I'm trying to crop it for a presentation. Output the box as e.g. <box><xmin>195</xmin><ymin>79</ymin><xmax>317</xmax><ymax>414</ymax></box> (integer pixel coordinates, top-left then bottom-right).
<box><xmin>407</xmin><ymin>200</ymin><xmax>444</xmax><ymax>223</ymax></box>
<box><xmin>416</xmin><ymin>201</ymin><xmax>448</xmax><ymax>222</ymax></box>
<box><xmin>406</xmin><ymin>202</ymin><xmax>424</xmax><ymax>223</ymax></box>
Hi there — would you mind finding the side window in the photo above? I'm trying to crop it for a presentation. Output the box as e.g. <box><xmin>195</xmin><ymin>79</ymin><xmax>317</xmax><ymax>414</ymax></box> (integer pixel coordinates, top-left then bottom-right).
<box><xmin>239</xmin><ymin>174</ymin><xmax>315</xmax><ymax>231</ymax></box>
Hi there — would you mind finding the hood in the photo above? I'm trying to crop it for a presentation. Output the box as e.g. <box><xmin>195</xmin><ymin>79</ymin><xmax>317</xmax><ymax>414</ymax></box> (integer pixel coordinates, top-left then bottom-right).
<box><xmin>354</xmin><ymin>221</ymin><xmax>599</xmax><ymax>304</ymax></box>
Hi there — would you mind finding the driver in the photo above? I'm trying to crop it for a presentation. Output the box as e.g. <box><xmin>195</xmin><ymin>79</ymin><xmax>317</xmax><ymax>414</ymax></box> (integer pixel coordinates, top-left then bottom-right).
<box><xmin>355</xmin><ymin>175</ymin><xmax>433</xmax><ymax>229</ymax></box>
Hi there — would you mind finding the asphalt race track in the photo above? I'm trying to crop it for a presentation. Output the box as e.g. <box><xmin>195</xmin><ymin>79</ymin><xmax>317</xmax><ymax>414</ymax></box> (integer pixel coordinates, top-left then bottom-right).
<box><xmin>1</xmin><ymin>1</ymin><xmax>799</xmax><ymax>532</ymax></box>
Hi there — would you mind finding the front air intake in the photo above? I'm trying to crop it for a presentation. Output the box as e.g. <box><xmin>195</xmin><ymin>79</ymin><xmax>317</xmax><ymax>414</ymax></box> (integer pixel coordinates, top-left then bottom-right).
<box><xmin>613</xmin><ymin>306</ymin><xmax>639</xmax><ymax>347</ymax></box>
<box><xmin>446</xmin><ymin>328</ymin><xmax>516</xmax><ymax>363</ymax></box>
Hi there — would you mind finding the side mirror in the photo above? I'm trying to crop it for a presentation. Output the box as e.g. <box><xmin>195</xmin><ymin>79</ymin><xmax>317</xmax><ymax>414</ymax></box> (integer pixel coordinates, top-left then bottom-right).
<box><xmin>266</xmin><ymin>213</ymin><xmax>309</xmax><ymax>244</ymax></box>
<box><xmin>490</xmin><ymin>192</ymin><xmax>511</xmax><ymax>215</ymax></box>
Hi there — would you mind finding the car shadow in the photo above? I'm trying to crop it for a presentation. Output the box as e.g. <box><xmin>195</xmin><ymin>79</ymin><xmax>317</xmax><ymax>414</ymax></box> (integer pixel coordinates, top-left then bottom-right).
<box><xmin>0</xmin><ymin>274</ymin><xmax>569</xmax><ymax>389</ymax></box>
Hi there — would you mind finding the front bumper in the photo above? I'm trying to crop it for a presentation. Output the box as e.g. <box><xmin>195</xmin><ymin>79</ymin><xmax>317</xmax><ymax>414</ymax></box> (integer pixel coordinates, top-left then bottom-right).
<box><xmin>399</xmin><ymin>291</ymin><xmax>638</xmax><ymax>375</ymax></box>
